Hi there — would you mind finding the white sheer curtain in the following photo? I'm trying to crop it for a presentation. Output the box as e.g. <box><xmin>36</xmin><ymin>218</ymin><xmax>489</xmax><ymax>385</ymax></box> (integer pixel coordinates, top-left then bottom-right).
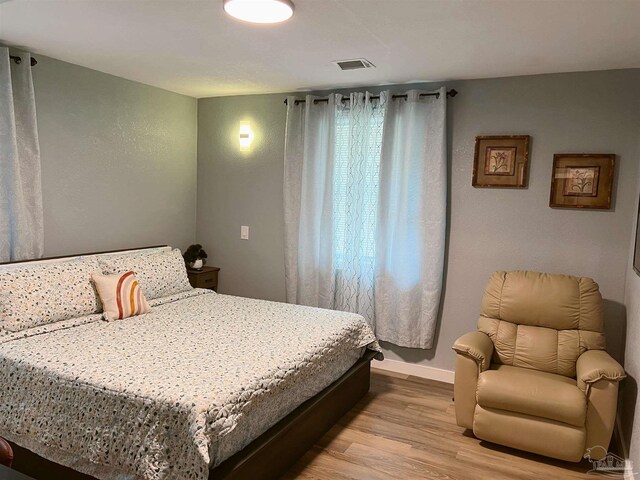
<box><xmin>284</xmin><ymin>88</ymin><xmax>446</xmax><ymax>348</ymax></box>
<box><xmin>0</xmin><ymin>47</ymin><xmax>44</xmax><ymax>262</ymax></box>
<box><xmin>332</xmin><ymin>92</ymin><xmax>386</xmax><ymax>323</ymax></box>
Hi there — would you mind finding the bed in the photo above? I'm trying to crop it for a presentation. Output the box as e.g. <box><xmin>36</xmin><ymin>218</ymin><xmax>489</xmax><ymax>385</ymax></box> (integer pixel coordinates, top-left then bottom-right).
<box><xmin>0</xmin><ymin>246</ymin><xmax>381</xmax><ymax>480</ymax></box>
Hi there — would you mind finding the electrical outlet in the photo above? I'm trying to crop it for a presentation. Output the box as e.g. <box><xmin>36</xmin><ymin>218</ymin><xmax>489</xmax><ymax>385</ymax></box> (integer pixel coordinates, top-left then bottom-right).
<box><xmin>241</xmin><ymin>225</ymin><xmax>249</xmax><ymax>240</ymax></box>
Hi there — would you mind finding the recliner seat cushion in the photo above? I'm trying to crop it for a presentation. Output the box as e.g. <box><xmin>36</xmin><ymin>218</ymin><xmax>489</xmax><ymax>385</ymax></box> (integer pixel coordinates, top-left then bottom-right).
<box><xmin>477</xmin><ymin>365</ymin><xmax>586</xmax><ymax>427</ymax></box>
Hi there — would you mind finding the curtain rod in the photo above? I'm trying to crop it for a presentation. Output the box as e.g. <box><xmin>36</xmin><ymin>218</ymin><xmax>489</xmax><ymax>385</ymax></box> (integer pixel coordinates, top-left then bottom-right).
<box><xmin>284</xmin><ymin>89</ymin><xmax>457</xmax><ymax>105</ymax></box>
<box><xmin>9</xmin><ymin>55</ymin><xmax>38</xmax><ymax>67</ymax></box>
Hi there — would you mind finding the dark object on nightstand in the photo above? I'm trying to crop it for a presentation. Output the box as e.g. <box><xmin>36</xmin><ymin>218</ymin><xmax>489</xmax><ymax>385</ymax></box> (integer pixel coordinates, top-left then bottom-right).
<box><xmin>183</xmin><ymin>244</ymin><xmax>208</xmax><ymax>270</ymax></box>
<box><xmin>187</xmin><ymin>266</ymin><xmax>219</xmax><ymax>291</ymax></box>
<box><xmin>0</xmin><ymin>437</ymin><xmax>13</xmax><ymax>467</ymax></box>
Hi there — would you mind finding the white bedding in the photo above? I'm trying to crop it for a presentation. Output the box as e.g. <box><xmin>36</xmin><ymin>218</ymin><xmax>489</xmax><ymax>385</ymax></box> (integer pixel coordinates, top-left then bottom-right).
<box><xmin>0</xmin><ymin>289</ymin><xmax>380</xmax><ymax>480</ymax></box>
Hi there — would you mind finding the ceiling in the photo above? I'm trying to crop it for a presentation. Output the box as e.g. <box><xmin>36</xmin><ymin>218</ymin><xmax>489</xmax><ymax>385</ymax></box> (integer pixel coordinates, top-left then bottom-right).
<box><xmin>1</xmin><ymin>0</ymin><xmax>639</xmax><ymax>98</ymax></box>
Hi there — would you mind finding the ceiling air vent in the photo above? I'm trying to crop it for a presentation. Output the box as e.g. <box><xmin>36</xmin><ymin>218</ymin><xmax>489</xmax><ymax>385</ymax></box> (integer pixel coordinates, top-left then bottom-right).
<box><xmin>334</xmin><ymin>58</ymin><xmax>376</xmax><ymax>71</ymax></box>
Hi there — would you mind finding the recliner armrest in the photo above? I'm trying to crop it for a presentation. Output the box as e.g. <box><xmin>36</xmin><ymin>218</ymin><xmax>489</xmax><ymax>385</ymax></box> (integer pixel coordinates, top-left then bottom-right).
<box><xmin>576</xmin><ymin>350</ymin><xmax>625</xmax><ymax>392</ymax></box>
<box><xmin>452</xmin><ymin>331</ymin><xmax>493</xmax><ymax>371</ymax></box>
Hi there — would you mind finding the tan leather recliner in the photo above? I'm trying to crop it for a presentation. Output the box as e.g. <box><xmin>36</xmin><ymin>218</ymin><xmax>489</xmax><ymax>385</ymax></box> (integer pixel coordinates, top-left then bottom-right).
<box><xmin>453</xmin><ymin>271</ymin><xmax>625</xmax><ymax>462</ymax></box>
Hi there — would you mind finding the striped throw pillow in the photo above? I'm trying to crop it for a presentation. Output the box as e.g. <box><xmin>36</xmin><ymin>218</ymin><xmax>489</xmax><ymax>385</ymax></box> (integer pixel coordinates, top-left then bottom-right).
<box><xmin>91</xmin><ymin>271</ymin><xmax>151</xmax><ymax>321</ymax></box>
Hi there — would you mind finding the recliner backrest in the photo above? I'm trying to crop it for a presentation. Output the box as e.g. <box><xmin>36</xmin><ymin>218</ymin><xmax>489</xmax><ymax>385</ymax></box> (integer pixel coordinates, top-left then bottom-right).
<box><xmin>477</xmin><ymin>271</ymin><xmax>606</xmax><ymax>377</ymax></box>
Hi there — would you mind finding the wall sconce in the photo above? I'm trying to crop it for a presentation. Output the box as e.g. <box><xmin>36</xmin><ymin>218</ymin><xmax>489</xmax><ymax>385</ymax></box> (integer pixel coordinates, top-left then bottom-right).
<box><xmin>239</xmin><ymin>122</ymin><xmax>254</xmax><ymax>151</ymax></box>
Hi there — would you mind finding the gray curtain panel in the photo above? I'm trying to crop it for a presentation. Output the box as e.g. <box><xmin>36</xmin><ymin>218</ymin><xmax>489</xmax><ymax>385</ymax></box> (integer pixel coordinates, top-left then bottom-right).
<box><xmin>374</xmin><ymin>89</ymin><xmax>447</xmax><ymax>349</ymax></box>
<box><xmin>284</xmin><ymin>88</ymin><xmax>446</xmax><ymax>349</ymax></box>
<box><xmin>0</xmin><ymin>47</ymin><xmax>44</xmax><ymax>262</ymax></box>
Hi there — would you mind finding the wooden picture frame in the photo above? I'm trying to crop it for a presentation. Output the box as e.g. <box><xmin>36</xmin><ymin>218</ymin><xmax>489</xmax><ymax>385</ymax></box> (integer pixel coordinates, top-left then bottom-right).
<box><xmin>472</xmin><ymin>135</ymin><xmax>530</xmax><ymax>188</ymax></box>
<box><xmin>549</xmin><ymin>154</ymin><xmax>615</xmax><ymax>209</ymax></box>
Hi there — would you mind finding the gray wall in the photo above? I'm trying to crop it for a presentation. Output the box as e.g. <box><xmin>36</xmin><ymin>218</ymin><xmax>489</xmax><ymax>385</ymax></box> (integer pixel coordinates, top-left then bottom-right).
<box><xmin>623</xmin><ymin>164</ymin><xmax>640</xmax><ymax>467</ymax></box>
<box><xmin>33</xmin><ymin>55</ymin><xmax>198</xmax><ymax>256</ymax></box>
<box><xmin>197</xmin><ymin>94</ymin><xmax>287</xmax><ymax>301</ymax></box>
<box><xmin>197</xmin><ymin>69</ymin><xmax>640</xmax><ymax>373</ymax></box>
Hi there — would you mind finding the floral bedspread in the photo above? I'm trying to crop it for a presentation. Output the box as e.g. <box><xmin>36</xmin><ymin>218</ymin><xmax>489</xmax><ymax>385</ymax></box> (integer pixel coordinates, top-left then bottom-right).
<box><xmin>0</xmin><ymin>290</ymin><xmax>380</xmax><ymax>480</ymax></box>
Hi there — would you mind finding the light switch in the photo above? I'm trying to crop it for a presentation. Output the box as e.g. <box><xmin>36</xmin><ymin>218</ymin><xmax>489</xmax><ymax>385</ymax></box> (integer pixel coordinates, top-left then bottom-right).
<box><xmin>241</xmin><ymin>225</ymin><xmax>249</xmax><ymax>240</ymax></box>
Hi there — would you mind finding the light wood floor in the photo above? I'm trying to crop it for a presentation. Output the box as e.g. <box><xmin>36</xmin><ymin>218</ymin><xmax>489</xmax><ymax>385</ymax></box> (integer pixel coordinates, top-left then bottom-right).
<box><xmin>281</xmin><ymin>369</ymin><xmax>596</xmax><ymax>480</ymax></box>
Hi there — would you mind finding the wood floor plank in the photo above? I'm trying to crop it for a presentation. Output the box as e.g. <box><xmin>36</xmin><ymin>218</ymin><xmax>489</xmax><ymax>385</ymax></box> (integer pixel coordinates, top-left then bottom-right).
<box><xmin>282</xmin><ymin>371</ymin><xmax>596</xmax><ymax>479</ymax></box>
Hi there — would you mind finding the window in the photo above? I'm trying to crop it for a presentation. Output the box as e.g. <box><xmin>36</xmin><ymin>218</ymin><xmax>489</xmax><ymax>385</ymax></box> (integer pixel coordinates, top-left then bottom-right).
<box><xmin>332</xmin><ymin>101</ymin><xmax>386</xmax><ymax>271</ymax></box>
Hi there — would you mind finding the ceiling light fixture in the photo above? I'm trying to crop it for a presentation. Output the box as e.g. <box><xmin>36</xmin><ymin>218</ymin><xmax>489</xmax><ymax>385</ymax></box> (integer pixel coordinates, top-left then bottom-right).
<box><xmin>223</xmin><ymin>0</ymin><xmax>294</xmax><ymax>24</ymax></box>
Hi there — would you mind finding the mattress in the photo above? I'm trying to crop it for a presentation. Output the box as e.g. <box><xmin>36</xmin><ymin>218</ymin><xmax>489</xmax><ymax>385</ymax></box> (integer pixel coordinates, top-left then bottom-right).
<box><xmin>0</xmin><ymin>289</ymin><xmax>379</xmax><ymax>480</ymax></box>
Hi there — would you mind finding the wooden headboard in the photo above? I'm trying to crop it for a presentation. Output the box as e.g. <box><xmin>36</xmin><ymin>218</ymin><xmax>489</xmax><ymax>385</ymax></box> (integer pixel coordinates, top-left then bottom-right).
<box><xmin>0</xmin><ymin>245</ymin><xmax>170</xmax><ymax>267</ymax></box>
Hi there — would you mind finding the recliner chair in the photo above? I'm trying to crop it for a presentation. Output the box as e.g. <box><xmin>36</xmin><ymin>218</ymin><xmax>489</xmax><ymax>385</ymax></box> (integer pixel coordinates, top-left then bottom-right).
<box><xmin>453</xmin><ymin>271</ymin><xmax>625</xmax><ymax>461</ymax></box>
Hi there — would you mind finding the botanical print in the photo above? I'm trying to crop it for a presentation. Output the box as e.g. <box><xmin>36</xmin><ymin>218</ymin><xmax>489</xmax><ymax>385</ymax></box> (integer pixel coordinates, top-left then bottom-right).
<box><xmin>484</xmin><ymin>147</ymin><xmax>516</xmax><ymax>176</ymax></box>
<box><xmin>563</xmin><ymin>166</ymin><xmax>599</xmax><ymax>197</ymax></box>
<box><xmin>550</xmin><ymin>154</ymin><xmax>614</xmax><ymax>209</ymax></box>
<box><xmin>472</xmin><ymin>136</ymin><xmax>529</xmax><ymax>188</ymax></box>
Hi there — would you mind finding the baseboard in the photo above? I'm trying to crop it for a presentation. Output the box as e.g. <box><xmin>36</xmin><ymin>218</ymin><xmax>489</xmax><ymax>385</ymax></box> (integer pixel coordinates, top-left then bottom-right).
<box><xmin>372</xmin><ymin>358</ymin><xmax>454</xmax><ymax>384</ymax></box>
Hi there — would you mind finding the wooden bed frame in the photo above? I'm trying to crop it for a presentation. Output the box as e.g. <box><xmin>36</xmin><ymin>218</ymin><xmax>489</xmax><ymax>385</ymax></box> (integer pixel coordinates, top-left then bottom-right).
<box><xmin>1</xmin><ymin>246</ymin><xmax>378</xmax><ymax>480</ymax></box>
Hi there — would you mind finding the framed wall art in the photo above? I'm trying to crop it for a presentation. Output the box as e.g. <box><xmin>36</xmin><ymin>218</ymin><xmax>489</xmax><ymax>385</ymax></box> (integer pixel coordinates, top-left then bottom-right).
<box><xmin>549</xmin><ymin>154</ymin><xmax>615</xmax><ymax>209</ymax></box>
<box><xmin>472</xmin><ymin>135</ymin><xmax>530</xmax><ymax>188</ymax></box>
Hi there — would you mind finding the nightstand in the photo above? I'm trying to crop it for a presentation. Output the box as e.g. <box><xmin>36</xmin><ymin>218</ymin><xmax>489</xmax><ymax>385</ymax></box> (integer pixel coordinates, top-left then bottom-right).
<box><xmin>187</xmin><ymin>266</ymin><xmax>220</xmax><ymax>291</ymax></box>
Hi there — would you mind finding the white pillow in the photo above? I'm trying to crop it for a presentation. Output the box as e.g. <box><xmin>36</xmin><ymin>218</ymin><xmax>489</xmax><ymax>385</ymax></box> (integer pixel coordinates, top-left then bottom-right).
<box><xmin>0</xmin><ymin>258</ymin><xmax>101</xmax><ymax>332</ymax></box>
<box><xmin>98</xmin><ymin>248</ymin><xmax>192</xmax><ymax>300</ymax></box>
